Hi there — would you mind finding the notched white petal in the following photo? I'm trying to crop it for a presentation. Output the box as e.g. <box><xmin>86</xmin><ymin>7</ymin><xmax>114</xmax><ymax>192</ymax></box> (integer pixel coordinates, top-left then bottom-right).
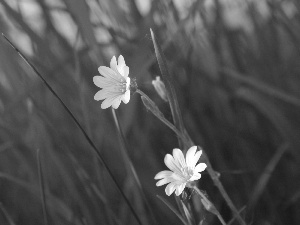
<box><xmin>112</xmin><ymin>98</ymin><xmax>122</xmax><ymax>109</ymax></box>
<box><xmin>98</xmin><ymin>66</ymin><xmax>122</xmax><ymax>81</ymax></box>
<box><xmin>186</xmin><ymin>146</ymin><xmax>198</xmax><ymax>166</ymax></box>
<box><xmin>123</xmin><ymin>66</ymin><xmax>129</xmax><ymax>77</ymax></box>
<box><xmin>154</xmin><ymin>170</ymin><xmax>173</xmax><ymax>179</ymax></box>
<box><xmin>164</xmin><ymin>154</ymin><xmax>180</xmax><ymax>174</ymax></box>
<box><xmin>191</xmin><ymin>150</ymin><xmax>202</xmax><ymax>168</ymax></box>
<box><xmin>122</xmin><ymin>90</ymin><xmax>130</xmax><ymax>104</ymax></box>
<box><xmin>175</xmin><ymin>183</ymin><xmax>186</xmax><ymax>196</ymax></box>
<box><xmin>118</xmin><ymin>55</ymin><xmax>125</xmax><ymax>67</ymax></box>
<box><xmin>172</xmin><ymin>148</ymin><xmax>186</xmax><ymax>168</ymax></box>
<box><xmin>195</xmin><ymin>163</ymin><xmax>207</xmax><ymax>173</ymax></box>
<box><xmin>110</xmin><ymin>56</ymin><xmax>117</xmax><ymax>71</ymax></box>
<box><xmin>94</xmin><ymin>90</ymin><xmax>109</xmax><ymax>101</ymax></box>
<box><xmin>156</xmin><ymin>178</ymin><xmax>172</xmax><ymax>187</ymax></box>
<box><xmin>190</xmin><ymin>173</ymin><xmax>201</xmax><ymax>181</ymax></box>
<box><xmin>101</xmin><ymin>97</ymin><xmax>114</xmax><ymax>109</ymax></box>
<box><xmin>165</xmin><ymin>183</ymin><xmax>176</xmax><ymax>196</ymax></box>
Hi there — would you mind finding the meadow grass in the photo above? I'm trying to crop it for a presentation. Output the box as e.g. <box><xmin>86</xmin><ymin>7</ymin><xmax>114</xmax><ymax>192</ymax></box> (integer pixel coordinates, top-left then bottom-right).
<box><xmin>0</xmin><ymin>0</ymin><xmax>299</xmax><ymax>224</ymax></box>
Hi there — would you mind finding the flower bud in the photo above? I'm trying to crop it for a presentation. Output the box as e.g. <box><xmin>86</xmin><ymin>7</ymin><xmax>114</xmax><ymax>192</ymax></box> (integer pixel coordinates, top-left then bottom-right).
<box><xmin>152</xmin><ymin>76</ymin><xmax>168</xmax><ymax>102</ymax></box>
<box><xmin>201</xmin><ymin>198</ymin><xmax>219</xmax><ymax>216</ymax></box>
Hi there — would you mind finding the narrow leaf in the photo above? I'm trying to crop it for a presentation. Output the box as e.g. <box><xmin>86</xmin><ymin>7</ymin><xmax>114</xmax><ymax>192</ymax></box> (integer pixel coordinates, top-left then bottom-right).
<box><xmin>157</xmin><ymin>195</ymin><xmax>189</xmax><ymax>225</ymax></box>
<box><xmin>37</xmin><ymin>149</ymin><xmax>49</xmax><ymax>225</ymax></box>
<box><xmin>150</xmin><ymin>29</ymin><xmax>185</xmax><ymax>147</ymax></box>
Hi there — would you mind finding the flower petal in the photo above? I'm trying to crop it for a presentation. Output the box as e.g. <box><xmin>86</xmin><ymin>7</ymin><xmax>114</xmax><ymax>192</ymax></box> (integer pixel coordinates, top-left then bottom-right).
<box><xmin>165</xmin><ymin>182</ymin><xmax>177</xmax><ymax>196</ymax></box>
<box><xmin>194</xmin><ymin>163</ymin><xmax>207</xmax><ymax>173</ymax></box>
<box><xmin>110</xmin><ymin>56</ymin><xmax>118</xmax><ymax>72</ymax></box>
<box><xmin>190</xmin><ymin>150</ymin><xmax>202</xmax><ymax>168</ymax></box>
<box><xmin>94</xmin><ymin>90</ymin><xmax>105</xmax><ymax>101</ymax></box>
<box><xmin>98</xmin><ymin>66</ymin><xmax>123</xmax><ymax>81</ymax></box>
<box><xmin>94</xmin><ymin>87</ymin><xmax>121</xmax><ymax>101</ymax></box>
<box><xmin>172</xmin><ymin>148</ymin><xmax>186</xmax><ymax>168</ymax></box>
<box><xmin>125</xmin><ymin>77</ymin><xmax>130</xmax><ymax>89</ymax></box>
<box><xmin>94</xmin><ymin>89</ymin><xmax>113</xmax><ymax>101</ymax></box>
<box><xmin>190</xmin><ymin>173</ymin><xmax>201</xmax><ymax>181</ymax></box>
<box><xmin>122</xmin><ymin>90</ymin><xmax>130</xmax><ymax>104</ymax></box>
<box><xmin>100</xmin><ymin>97</ymin><xmax>114</xmax><ymax>109</ymax></box>
<box><xmin>122</xmin><ymin>66</ymin><xmax>129</xmax><ymax>77</ymax></box>
<box><xmin>154</xmin><ymin>170</ymin><xmax>173</xmax><ymax>179</ymax></box>
<box><xmin>101</xmin><ymin>94</ymin><xmax>122</xmax><ymax>109</ymax></box>
<box><xmin>118</xmin><ymin>55</ymin><xmax>125</xmax><ymax>65</ymax></box>
<box><xmin>156</xmin><ymin>177</ymin><xmax>173</xmax><ymax>186</ymax></box>
<box><xmin>93</xmin><ymin>76</ymin><xmax>116</xmax><ymax>88</ymax></box>
<box><xmin>164</xmin><ymin>154</ymin><xmax>182</xmax><ymax>174</ymax></box>
<box><xmin>175</xmin><ymin>183</ymin><xmax>186</xmax><ymax>196</ymax></box>
<box><xmin>186</xmin><ymin>146</ymin><xmax>198</xmax><ymax>167</ymax></box>
<box><xmin>112</xmin><ymin>97</ymin><xmax>122</xmax><ymax>109</ymax></box>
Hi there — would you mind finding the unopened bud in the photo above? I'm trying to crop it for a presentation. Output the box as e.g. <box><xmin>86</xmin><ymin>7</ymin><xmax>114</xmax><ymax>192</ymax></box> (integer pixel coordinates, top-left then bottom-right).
<box><xmin>152</xmin><ymin>76</ymin><xmax>168</xmax><ymax>102</ymax></box>
<box><xmin>141</xmin><ymin>96</ymin><xmax>165</xmax><ymax>119</ymax></box>
<box><xmin>201</xmin><ymin>198</ymin><xmax>219</xmax><ymax>216</ymax></box>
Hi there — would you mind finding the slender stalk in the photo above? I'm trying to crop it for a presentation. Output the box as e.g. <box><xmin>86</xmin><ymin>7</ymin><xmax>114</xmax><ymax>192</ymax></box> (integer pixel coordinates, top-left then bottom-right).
<box><xmin>37</xmin><ymin>149</ymin><xmax>49</xmax><ymax>225</ymax></box>
<box><xmin>200</xmin><ymin>149</ymin><xmax>246</xmax><ymax>225</ymax></box>
<box><xmin>111</xmin><ymin>108</ymin><xmax>158</xmax><ymax>225</ymax></box>
<box><xmin>156</xmin><ymin>195</ymin><xmax>189</xmax><ymax>225</ymax></box>
<box><xmin>191</xmin><ymin>185</ymin><xmax>226</xmax><ymax>225</ymax></box>
<box><xmin>150</xmin><ymin>29</ymin><xmax>186</xmax><ymax>149</ymax></box>
<box><xmin>0</xmin><ymin>203</ymin><xmax>16</xmax><ymax>225</ymax></box>
<box><xmin>2</xmin><ymin>34</ymin><xmax>142</xmax><ymax>225</ymax></box>
<box><xmin>136</xmin><ymin>89</ymin><xmax>184</xmax><ymax>139</ymax></box>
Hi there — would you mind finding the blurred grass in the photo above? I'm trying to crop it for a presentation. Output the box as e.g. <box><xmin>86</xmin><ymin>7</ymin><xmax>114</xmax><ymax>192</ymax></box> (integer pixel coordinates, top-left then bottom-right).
<box><xmin>0</xmin><ymin>0</ymin><xmax>299</xmax><ymax>224</ymax></box>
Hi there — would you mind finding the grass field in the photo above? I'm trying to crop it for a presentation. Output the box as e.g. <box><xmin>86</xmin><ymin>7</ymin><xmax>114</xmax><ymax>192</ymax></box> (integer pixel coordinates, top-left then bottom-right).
<box><xmin>0</xmin><ymin>0</ymin><xmax>299</xmax><ymax>224</ymax></box>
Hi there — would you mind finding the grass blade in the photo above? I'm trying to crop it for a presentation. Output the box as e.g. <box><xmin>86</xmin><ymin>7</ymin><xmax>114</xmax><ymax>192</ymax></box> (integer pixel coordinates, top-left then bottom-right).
<box><xmin>248</xmin><ymin>143</ymin><xmax>289</xmax><ymax>209</ymax></box>
<box><xmin>150</xmin><ymin>28</ymin><xmax>186</xmax><ymax>147</ymax></box>
<box><xmin>222</xmin><ymin>68</ymin><xmax>300</xmax><ymax>108</ymax></box>
<box><xmin>37</xmin><ymin>149</ymin><xmax>49</xmax><ymax>225</ymax></box>
<box><xmin>156</xmin><ymin>195</ymin><xmax>189</xmax><ymax>225</ymax></box>
<box><xmin>0</xmin><ymin>202</ymin><xmax>16</xmax><ymax>225</ymax></box>
<box><xmin>1</xmin><ymin>34</ymin><xmax>143</xmax><ymax>225</ymax></box>
<box><xmin>111</xmin><ymin>108</ymin><xmax>157</xmax><ymax>225</ymax></box>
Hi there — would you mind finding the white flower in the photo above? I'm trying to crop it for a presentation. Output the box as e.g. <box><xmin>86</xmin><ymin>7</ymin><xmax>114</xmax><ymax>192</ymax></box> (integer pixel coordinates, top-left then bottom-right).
<box><xmin>93</xmin><ymin>55</ymin><xmax>130</xmax><ymax>109</ymax></box>
<box><xmin>152</xmin><ymin>76</ymin><xmax>168</xmax><ymax>102</ymax></box>
<box><xmin>154</xmin><ymin>146</ymin><xmax>207</xmax><ymax>196</ymax></box>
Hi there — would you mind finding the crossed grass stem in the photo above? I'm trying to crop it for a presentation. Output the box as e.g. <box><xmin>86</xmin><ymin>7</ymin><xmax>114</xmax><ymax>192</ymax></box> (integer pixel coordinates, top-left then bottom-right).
<box><xmin>136</xmin><ymin>88</ymin><xmax>246</xmax><ymax>225</ymax></box>
<box><xmin>111</xmin><ymin>108</ymin><xmax>158</xmax><ymax>225</ymax></box>
<box><xmin>2</xmin><ymin>34</ymin><xmax>143</xmax><ymax>225</ymax></box>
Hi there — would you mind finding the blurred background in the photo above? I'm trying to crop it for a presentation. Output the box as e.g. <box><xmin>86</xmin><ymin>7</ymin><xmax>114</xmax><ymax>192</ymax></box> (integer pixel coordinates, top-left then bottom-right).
<box><xmin>0</xmin><ymin>0</ymin><xmax>299</xmax><ymax>224</ymax></box>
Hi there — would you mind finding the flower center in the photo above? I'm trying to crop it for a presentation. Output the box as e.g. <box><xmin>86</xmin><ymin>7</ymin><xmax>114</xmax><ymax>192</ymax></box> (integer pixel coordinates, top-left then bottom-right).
<box><xmin>181</xmin><ymin>166</ymin><xmax>194</xmax><ymax>180</ymax></box>
<box><xmin>117</xmin><ymin>79</ymin><xmax>128</xmax><ymax>93</ymax></box>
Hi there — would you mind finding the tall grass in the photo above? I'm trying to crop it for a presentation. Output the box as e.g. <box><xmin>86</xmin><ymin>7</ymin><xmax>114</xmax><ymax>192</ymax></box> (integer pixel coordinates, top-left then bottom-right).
<box><xmin>0</xmin><ymin>0</ymin><xmax>299</xmax><ymax>224</ymax></box>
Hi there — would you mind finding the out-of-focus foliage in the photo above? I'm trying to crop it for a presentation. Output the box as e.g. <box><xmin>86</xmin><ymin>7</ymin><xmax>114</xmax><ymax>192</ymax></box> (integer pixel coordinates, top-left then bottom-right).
<box><xmin>0</xmin><ymin>0</ymin><xmax>299</xmax><ymax>224</ymax></box>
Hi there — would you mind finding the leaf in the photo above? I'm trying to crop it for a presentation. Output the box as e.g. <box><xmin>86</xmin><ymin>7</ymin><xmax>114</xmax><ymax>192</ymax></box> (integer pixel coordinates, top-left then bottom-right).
<box><xmin>181</xmin><ymin>201</ymin><xmax>195</xmax><ymax>225</ymax></box>
<box><xmin>157</xmin><ymin>195</ymin><xmax>189</xmax><ymax>225</ymax></box>
<box><xmin>140</xmin><ymin>95</ymin><xmax>183</xmax><ymax>138</ymax></box>
<box><xmin>150</xmin><ymin>28</ymin><xmax>186</xmax><ymax>147</ymax></box>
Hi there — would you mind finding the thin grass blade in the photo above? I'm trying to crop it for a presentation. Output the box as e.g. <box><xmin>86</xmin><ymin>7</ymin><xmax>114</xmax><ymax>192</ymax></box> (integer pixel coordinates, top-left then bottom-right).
<box><xmin>36</xmin><ymin>149</ymin><xmax>49</xmax><ymax>225</ymax></box>
<box><xmin>156</xmin><ymin>195</ymin><xmax>189</xmax><ymax>225</ymax></box>
<box><xmin>0</xmin><ymin>203</ymin><xmax>16</xmax><ymax>225</ymax></box>
<box><xmin>1</xmin><ymin>34</ymin><xmax>142</xmax><ymax>225</ymax></box>
<box><xmin>150</xmin><ymin>29</ymin><xmax>186</xmax><ymax>147</ymax></box>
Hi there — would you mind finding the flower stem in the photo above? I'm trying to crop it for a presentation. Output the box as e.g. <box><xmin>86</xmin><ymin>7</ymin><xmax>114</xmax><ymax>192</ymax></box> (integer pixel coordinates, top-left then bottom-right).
<box><xmin>136</xmin><ymin>89</ymin><xmax>184</xmax><ymax>140</ymax></box>
<box><xmin>200</xmin><ymin>149</ymin><xmax>246</xmax><ymax>225</ymax></box>
<box><xmin>150</xmin><ymin>29</ymin><xmax>186</xmax><ymax>141</ymax></box>
<box><xmin>191</xmin><ymin>185</ymin><xmax>226</xmax><ymax>225</ymax></box>
<box><xmin>111</xmin><ymin>109</ymin><xmax>158</xmax><ymax>225</ymax></box>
